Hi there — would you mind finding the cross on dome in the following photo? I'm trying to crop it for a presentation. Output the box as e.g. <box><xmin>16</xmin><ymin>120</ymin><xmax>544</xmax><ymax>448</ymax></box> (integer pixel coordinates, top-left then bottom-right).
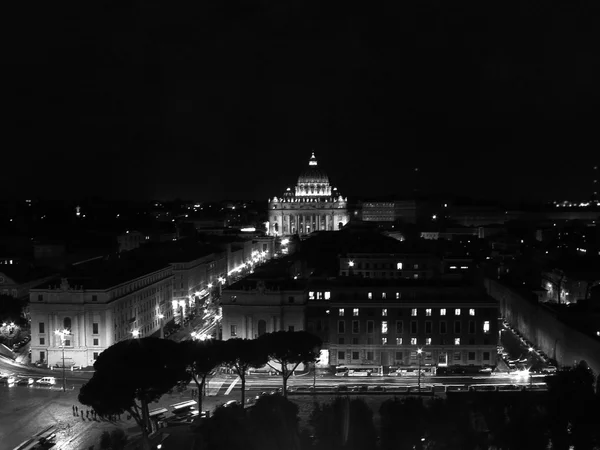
<box><xmin>309</xmin><ymin>151</ymin><xmax>318</xmax><ymax>166</ymax></box>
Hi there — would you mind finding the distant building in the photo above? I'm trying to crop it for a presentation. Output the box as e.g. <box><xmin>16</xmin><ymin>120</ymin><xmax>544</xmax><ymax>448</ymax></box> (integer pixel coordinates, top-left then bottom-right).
<box><xmin>339</xmin><ymin>253</ymin><xmax>441</xmax><ymax>279</ymax></box>
<box><xmin>220</xmin><ymin>278</ymin><xmax>307</xmax><ymax>340</ymax></box>
<box><xmin>117</xmin><ymin>231</ymin><xmax>146</xmax><ymax>252</ymax></box>
<box><xmin>267</xmin><ymin>152</ymin><xmax>349</xmax><ymax>236</ymax></box>
<box><xmin>360</xmin><ymin>200</ymin><xmax>420</xmax><ymax>223</ymax></box>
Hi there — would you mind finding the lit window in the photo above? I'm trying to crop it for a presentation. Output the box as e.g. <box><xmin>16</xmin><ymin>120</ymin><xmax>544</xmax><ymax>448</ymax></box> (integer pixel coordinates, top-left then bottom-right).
<box><xmin>396</xmin><ymin>292</ymin><xmax>400</xmax><ymax>299</ymax></box>
<box><xmin>397</xmin><ymin>262</ymin><xmax>403</xmax><ymax>270</ymax></box>
<box><xmin>440</xmin><ymin>308</ymin><xmax>446</xmax><ymax>316</ymax></box>
<box><xmin>368</xmin><ymin>292</ymin><xmax>372</xmax><ymax>299</ymax></box>
<box><xmin>382</xmin><ymin>292</ymin><xmax>386</xmax><ymax>299</ymax></box>
<box><xmin>469</xmin><ymin>308</ymin><xmax>475</xmax><ymax>316</ymax></box>
<box><xmin>410</xmin><ymin>337</ymin><xmax>417</xmax><ymax>345</ymax></box>
<box><xmin>411</xmin><ymin>308</ymin><xmax>417</xmax><ymax>316</ymax></box>
<box><xmin>317</xmin><ymin>292</ymin><xmax>323</xmax><ymax>300</ymax></box>
<box><xmin>382</xmin><ymin>308</ymin><xmax>388</xmax><ymax>316</ymax></box>
<box><xmin>381</xmin><ymin>321</ymin><xmax>388</xmax><ymax>334</ymax></box>
<box><xmin>353</xmin><ymin>308</ymin><xmax>359</xmax><ymax>316</ymax></box>
<box><xmin>309</xmin><ymin>291</ymin><xmax>315</xmax><ymax>300</ymax></box>
<box><xmin>396</xmin><ymin>337</ymin><xmax>402</xmax><ymax>345</ymax></box>
<box><xmin>425</xmin><ymin>308</ymin><xmax>432</xmax><ymax>316</ymax></box>
<box><xmin>324</xmin><ymin>291</ymin><xmax>331</xmax><ymax>300</ymax></box>
<box><xmin>382</xmin><ymin>337</ymin><xmax>387</xmax><ymax>345</ymax></box>
<box><xmin>426</xmin><ymin>338</ymin><xmax>432</xmax><ymax>345</ymax></box>
<box><xmin>339</xmin><ymin>308</ymin><xmax>345</xmax><ymax>317</ymax></box>
<box><xmin>454</xmin><ymin>338</ymin><xmax>461</xmax><ymax>345</ymax></box>
<box><xmin>483</xmin><ymin>321</ymin><xmax>490</xmax><ymax>333</ymax></box>
<box><xmin>455</xmin><ymin>308</ymin><xmax>461</xmax><ymax>316</ymax></box>
<box><xmin>413</xmin><ymin>274</ymin><xmax>419</xmax><ymax>279</ymax></box>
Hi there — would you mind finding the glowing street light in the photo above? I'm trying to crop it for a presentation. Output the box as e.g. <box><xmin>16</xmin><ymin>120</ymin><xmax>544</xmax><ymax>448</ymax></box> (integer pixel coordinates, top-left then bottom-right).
<box><xmin>348</xmin><ymin>260</ymin><xmax>355</xmax><ymax>267</ymax></box>
<box><xmin>207</xmin><ymin>283</ymin><xmax>213</xmax><ymax>289</ymax></box>
<box><xmin>54</xmin><ymin>329</ymin><xmax>70</xmax><ymax>392</ymax></box>
<box><xmin>417</xmin><ymin>348</ymin><xmax>423</xmax><ymax>393</ymax></box>
<box><xmin>218</xmin><ymin>277</ymin><xmax>225</xmax><ymax>284</ymax></box>
<box><xmin>132</xmin><ymin>330</ymin><xmax>140</xmax><ymax>338</ymax></box>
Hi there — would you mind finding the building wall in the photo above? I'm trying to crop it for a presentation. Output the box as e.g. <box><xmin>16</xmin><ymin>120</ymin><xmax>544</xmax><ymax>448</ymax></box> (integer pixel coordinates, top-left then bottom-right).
<box><xmin>338</xmin><ymin>254</ymin><xmax>440</xmax><ymax>279</ymax></box>
<box><xmin>29</xmin><ymin>268</ymin><xmax>173</xmax><ymax>368</ymax></box>
<box><xmin>484</xmin><ymin>277</ymin><xmax>600</xmax><ymax>375</ymax></box>
<box><xmin>307</xmin><ymin>285</ymin><xmax>498</xmax><ymax>369</ymax></box>
<box><xmin>221</xmin><ymin>289</ymin><xmax>306</xmax><ymax>340</ymax></box>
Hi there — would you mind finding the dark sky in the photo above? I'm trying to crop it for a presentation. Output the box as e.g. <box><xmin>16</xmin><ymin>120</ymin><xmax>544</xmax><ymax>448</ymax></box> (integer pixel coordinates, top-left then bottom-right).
<box><xmin>4</xmin><ymin>0</ymin><xmax>600</xmax><ymax>203</ymax></box>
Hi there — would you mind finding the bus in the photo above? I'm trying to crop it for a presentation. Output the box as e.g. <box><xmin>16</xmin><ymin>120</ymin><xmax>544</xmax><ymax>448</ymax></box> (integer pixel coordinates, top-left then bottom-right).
<box><xmin>391</xmin><ymin>365</ymin><xmax>437</xmax><ymax>377</ymax></box>
<box><xmin>335</xmin><ymin>365</ymin><xmax>383</xmax><ymax>377</ymax></box>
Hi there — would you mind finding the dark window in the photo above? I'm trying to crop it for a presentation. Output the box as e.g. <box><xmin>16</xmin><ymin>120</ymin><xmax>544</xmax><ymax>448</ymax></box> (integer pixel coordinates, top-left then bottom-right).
<box><xmin>93</xmin><ymin>352</ymin><xmax>99</xmax><ymax>360</ymax></box>
<box><xmin>440</xmin><ymin>321</ymin><xmax>447</xmax><ymax>334</ymax></box>
<box><xmin>39</xmin><ymin>337</ymin><xmax>45</xmax><ymax>345</ymax></box>
<box><xmin>39</xmin><ymin>322</ymin><xmax>45</xmax><ymax>334</ymax></box>
<box><xmin>352</xmin><ymin>351</ymin><xmax>360</xmax><ymax>360</ymax></box>
<box><xmin>468</xmin><ymin>338</ymin><xmax>475</xmax><ymax>345</ymax></box>
<box><xmin>258</xmin><ymin>320</ymin><xmax>267</xmax><ymax>336</ymax></box>
<box><xmin>425</xmin><ymin>321</ymin><xmax>432</xmax><ymax>334</ymax></box>
<box><xmin>288</xmin><ymin>296</ymin><xmax>294</xmax><ymax>303</ymax></box>
<box><xmin>231</xmin><ymin>325</ymin><xmax>237</xmax><ymax>337</ymax></box>
<box><xmin>338</xmin><ymin>337</ymin><xmax>345</xmax><ymax>345</ymax></box>
<box><xmin>63</xmin><ymin>317</ymin><xmax>72</xmax><ymax>331</ymax></box>
<box><xmin>288</xmin><ymin>326</ymin><xmax>295</xmax><ymax>332</ymax></box>
<box><xmin>367</xmin><ymin>336</ymin><xmax>374</xmax><ymax>345</ymax></box>
<box><xmin>64</xmin><ymin>339</ymin><xmax>71</xmax><ymax>347</ymax></box>
<box><xmin>367</xmin><ymin>320</ymin><xmax>374</xmax><ymax>333</ymax></box>
<box><xmin>37</xmin><ymin>294</ymin><xmax>43</xmax><ymax>302</ymax></box>
<box><xmin>352</xmin><ymin>337</ymin><xmax>359</xmax><ymax>345</ymax></box>
<box><xmin>454</xmin><ymin>352</ymin><xmax>461</xmax><ymax>361</ymax></box>
<box><xmin>410</xmin><ymin>321</ymin><xmax>418</xmax><ymax>334</ymax></box>
<box><xmin>396</xmin><ymin>321</ymin><xmax>403</xmax><ymax>334</ymax></box>
<box><xmin>483</xmin><ymin>352</ymin><xmax>491</xmax><ymax>360</ymax></box>
<box><xmin>367</xmin><ymin>351</ymin><xmax>374</xmax><ymax>360</ymax></box>
<box><xmin>338</xmin><ymin>351</ymin><xmax>345</xmax><ymax>360</ymax></box>
<box><xmin>395</xmin><ymin>351</ymin><xmax>403</xmax><ymax>361</ymax></box>
<box><xmin>468</xmin><ymin>321</ymin><xmax>475</xmax><ymax>334</ymax></box>
<box><xmin>93</xmin><ymin>338</ymin><xmax>99</xmax><ymax>346</ymax></box>
<box><xmin>468</xmin><ymin>352</ymin><xmax>476</xmax><ymax>360</ymax></box>
<box><xmin>483</xmin><ymin>338</ymin><xmax>490</xmax><ymax>345</ymax></box>
<box><xmin>338</xmin><ymin>321</ymin><xmax>345</xmax><ymax>334</ymax></box>
<box><xmin>352</xmin><ymin>320</ymin><xmax>360</xmax><ymax>334</ymax></box>
<box><xmin>92</xmin><ymin>295</ymin><xmax>98</xmax><ymax>302</ymax></box>
<box><xmin>454</xmin><ymin>321</ymin><xmax>461</xmax><ymax>334</ymax></box>
<box><xmin>92</xmin><ymin>323</ymin><xmax>99</xmax><ymax>334</ymax></box>
<box><xmin>40</xmin><ymin>351</ymin><xmax>45</xmax><ymax>361</ymax></box>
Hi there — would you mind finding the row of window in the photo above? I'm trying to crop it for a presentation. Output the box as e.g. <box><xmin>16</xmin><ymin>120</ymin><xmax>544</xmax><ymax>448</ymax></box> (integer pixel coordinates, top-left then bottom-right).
<box><xmin>338</xmin><ymin>320</ymin><xmax>491</xmax><ymax>335</ymax></box>
<box><xmin>39</xmin><ymin>321</ymin><xmax>100</xmax><ymax>335</ymax></box>
<box><xmin>340</xmin><ymin>307</ymin><xmax>479</xmax><ymax>316</ymax></box>
<box><xmin>337</xmin><ymin>350</ymin><xmax>492</xmax><ymax>361</ymax></box>
<box><xmin>37</xmin><ymin>337</ymin><xmax>101</xmax><ymax>347</ymax></box>
<box><xmin>347</xmin><ymin>262</ymin><xmax>419</xmax><ymax>270</ymax></box>
<box><xmin>338</xmin><ymin>336</ymin><xmax>488</xmax><ymax>346</ymax></box>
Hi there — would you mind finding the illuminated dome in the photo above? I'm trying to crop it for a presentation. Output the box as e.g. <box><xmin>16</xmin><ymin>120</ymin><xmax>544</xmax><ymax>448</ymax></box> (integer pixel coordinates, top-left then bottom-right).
<box><xmin>297</xmin><ymin>152</ymin><xmax>330</xmax><ymax>185</ymax></box>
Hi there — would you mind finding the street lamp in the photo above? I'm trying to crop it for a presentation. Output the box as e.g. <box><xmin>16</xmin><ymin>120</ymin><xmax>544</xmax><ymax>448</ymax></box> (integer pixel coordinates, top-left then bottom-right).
<box><xmin>54</xmin><ymin>329</ymin><xmax>70</xmax><ymax>392</ymax></box>
<box><xmin>132</xmin><ymin>330</ymin><xmax>140</xmax><ymax>338</ymax></box>
<box><xmin>528</xmin><ymin>347</ymin><xmax>534</xmax><ymax>387</ymax></box>
<box><xmin>417</xmin><ymin>348</ymin><xmax>423</xmax><ymax>394</ymax></box>
<box><xmin>158</xmin><ymin>314</ymin><xmax>165</xmax><ymax>339</ymax></box>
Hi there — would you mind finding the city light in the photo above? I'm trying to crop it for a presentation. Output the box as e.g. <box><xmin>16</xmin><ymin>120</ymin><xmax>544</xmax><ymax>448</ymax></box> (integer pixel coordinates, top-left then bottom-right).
<box><xmin>218</xmin><ymin>277</ymin><xmax>225</xmax><ymax>284</ymax></box>
<box><xmin>241</xmin><ymin>227</ymin><xmax>256</xmax><ymax>232</ymax></box>
<box><xmin>348</xmin><ymin>260</ymin><xmax>355</xmax><ymax>267</ymax></box>
<box><xmin>132</xmin><ymin>330</ymin><xmax>140</xmax><ymax>338</ymax></box>
<box><xmin>158</xmin><ymin>314</ymin><xmax>164</xmax><ymax>319</ymax></box>
<box><xmin>208</xmin><ymin>283</ymin><xmax>213</xmax><ymax>289</ymax></box>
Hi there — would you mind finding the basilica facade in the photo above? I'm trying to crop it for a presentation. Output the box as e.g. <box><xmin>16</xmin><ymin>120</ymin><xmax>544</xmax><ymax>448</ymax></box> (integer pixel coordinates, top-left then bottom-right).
<box><xmin>268</xmin><ymin>153</ymin><xmax>349</xmax><ymax>236</ymax></box>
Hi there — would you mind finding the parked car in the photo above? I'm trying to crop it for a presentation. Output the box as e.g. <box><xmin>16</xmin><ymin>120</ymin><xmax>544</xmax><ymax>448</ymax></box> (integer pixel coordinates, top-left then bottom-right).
<box><xmin>541</xmin><ymin>366</ymin><xmax>557</xmax><ymax>374</ymax></box>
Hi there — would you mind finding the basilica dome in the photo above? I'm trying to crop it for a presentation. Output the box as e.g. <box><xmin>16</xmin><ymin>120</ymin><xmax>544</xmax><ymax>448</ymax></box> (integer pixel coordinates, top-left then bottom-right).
<box><xmin>297</xmin><ymin>152</ymin><xmax>330</xmax><ymax>185</ymax></box>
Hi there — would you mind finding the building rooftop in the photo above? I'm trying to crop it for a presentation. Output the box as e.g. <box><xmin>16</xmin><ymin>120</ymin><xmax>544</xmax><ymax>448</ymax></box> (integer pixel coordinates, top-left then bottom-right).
<box><xmin>226</xmin><ymin>277</ymin><xmax>307</xmax><ymax>291</ymax></box>
<box><xmin>34</xmin><ymin>240</ymin><xmax>224</xmax><ymax>290</ymax></box>
<box><xmin>0</xmin><ymin>263</ymin><xmax>57</xmax><ymax>284</ymax></box>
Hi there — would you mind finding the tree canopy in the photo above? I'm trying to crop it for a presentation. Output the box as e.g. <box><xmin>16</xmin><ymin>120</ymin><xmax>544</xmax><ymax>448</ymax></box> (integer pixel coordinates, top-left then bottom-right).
<box><xmin>221</xmin><ymin>338</ymin><xmax>269</xmax><ymax>407</ymax></box>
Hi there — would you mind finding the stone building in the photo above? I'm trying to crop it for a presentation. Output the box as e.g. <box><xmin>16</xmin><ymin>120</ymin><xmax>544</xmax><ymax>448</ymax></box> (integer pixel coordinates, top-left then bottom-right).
<box><xmin>267</xmin><ymin>152</ymin><xmax>349</xmax><ymax>236</ymax></box>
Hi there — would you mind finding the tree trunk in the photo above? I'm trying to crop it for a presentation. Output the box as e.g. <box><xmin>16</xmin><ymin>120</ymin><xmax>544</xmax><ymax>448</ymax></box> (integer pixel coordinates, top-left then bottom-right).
<box><xmin>140</xmin><ymin>400</ymin><xmax>153</xmax><ymax>450</ymax></box>
<box><xmin>240</xmin><ymin>373</ymin><xmax>246</xmax><ymax>407</ymax></box>
<box><xmin>282</xmin><ymin>369</ymin><xmax>288</xmax><ymax>398</ymax></box>
<box><xmin>198</xmin><ymin>376</ymin><xmax>205</xmax><ymax>413</ymax></box>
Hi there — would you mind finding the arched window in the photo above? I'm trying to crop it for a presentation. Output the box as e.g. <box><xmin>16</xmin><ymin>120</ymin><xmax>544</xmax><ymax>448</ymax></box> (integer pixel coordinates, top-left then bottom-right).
<box><xmin>338</xmin><ymin>222</ymin><xmax>343</xmax><ymax>230</ymax></box>
<box><xmin>63</xmin><ymin>317</ymin><xmax>71</xmax><ymax>331</ymax></box>
<box><xmin>257</xmin><ymin>320</ymin><xmax>267</xmax><ymax>336</ymax></box>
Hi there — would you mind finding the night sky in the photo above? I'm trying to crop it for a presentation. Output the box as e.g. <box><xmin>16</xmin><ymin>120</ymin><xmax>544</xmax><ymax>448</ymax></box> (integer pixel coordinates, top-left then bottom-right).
<box><xmin>4</xmin><ymin>0</ymin><xmax>600</xmax><ymax>203</ymax></box>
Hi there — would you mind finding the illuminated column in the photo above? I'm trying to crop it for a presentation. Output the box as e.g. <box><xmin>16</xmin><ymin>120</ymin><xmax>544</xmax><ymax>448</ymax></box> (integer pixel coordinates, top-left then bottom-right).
<box><xmin>325</xmin><ymin>214</ymin><xmax>329</xmax><ymax>231</ymax></box>
<box><xmin>288</xmin><ymin>215</ymin><xmax>292</xmax><ymax>235</ymax></box>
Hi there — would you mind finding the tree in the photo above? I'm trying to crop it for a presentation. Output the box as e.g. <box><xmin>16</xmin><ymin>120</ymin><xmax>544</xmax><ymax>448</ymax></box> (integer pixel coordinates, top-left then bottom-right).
<box><xmin>310</xmin><ymin>397</ymin><xmax>377</xmax><ymax>450</ymax></box>
<box><xmin>257</xmin><ymin>331</ymin><xmax>322</xmax><ymax>397</ymax></box>
<box><xmin>379</xmin><ymin>396</ymin><xmax>427</xmax><ymax>450</ymax></box>
<box><xmin>180</xmin><ymin>339</ymin><xmax>224</xmax><ymax>413</ymax></box>
<box><xmin>221</xmin><ymin>338</ymin><xmax>269</xmax><ymax>407</ymax></box>
<box><xmin>99</xmin><ymin>429</ymin><xmax>128</xmax><ymax>450</ymax></box>
<box><xmin>79</xmin><ymin>338</ymin><xmax>188</xmax><ymax>450</ymax></box>
<box><xmin>196</xmin><ymin>403</ymin><xmax>250</xmax><ymax>450</ymax></box>
<box><xmin>248</xmin><ymin>394</ymin><xmax>302</xmax><ymax>450</ymax></box>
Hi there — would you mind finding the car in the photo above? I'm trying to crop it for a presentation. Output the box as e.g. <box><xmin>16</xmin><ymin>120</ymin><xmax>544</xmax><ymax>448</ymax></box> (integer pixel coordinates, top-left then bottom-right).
<box><xmin>541</xmin><ymin>366</ymin><xmax>557</xmax><ymax>374</ymax></box>
<box><xmin>15</xmin><ymin>377</ymin><xmax>34</xmax><ymax>386</ymax></box>
<box><xmin>36</xmin><ymin>377</ymin><xmax>56</xmax><ymax>386</ymax></box>
<box><xmin>478</xmin><ymin>367</ymin><xmax>493</xmax><ymax>374</ymax></box>
<box><xmin>223</xmin><ymin>400</ymin><xmax>238</xmax><ymax>408</ymax></box>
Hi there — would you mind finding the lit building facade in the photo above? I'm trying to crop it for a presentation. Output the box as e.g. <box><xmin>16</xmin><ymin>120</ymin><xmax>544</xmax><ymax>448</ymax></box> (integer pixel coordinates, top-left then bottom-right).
<box><xmin>220</xmin><ymin>279</ymin><xmax>307</xmax><ymax>340</ymax></box>
<box><xmin>306</xmin><ymin>281</ymin><xmax>498</xmax><ymax>372</ymax></box>
<box><xmin>29</xmin><ymin>269</ymin><xmax>173</xmax><ymax>368</ymax></box>
<box><xmin>339</xmin><ymin>253</ymin><xmax>442</xmax><ymax>279</ymax></box>
<box><xmin>267</xmin><ymin>153</ymin><xmax>349</xmax><ymax>236</ymax></box>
